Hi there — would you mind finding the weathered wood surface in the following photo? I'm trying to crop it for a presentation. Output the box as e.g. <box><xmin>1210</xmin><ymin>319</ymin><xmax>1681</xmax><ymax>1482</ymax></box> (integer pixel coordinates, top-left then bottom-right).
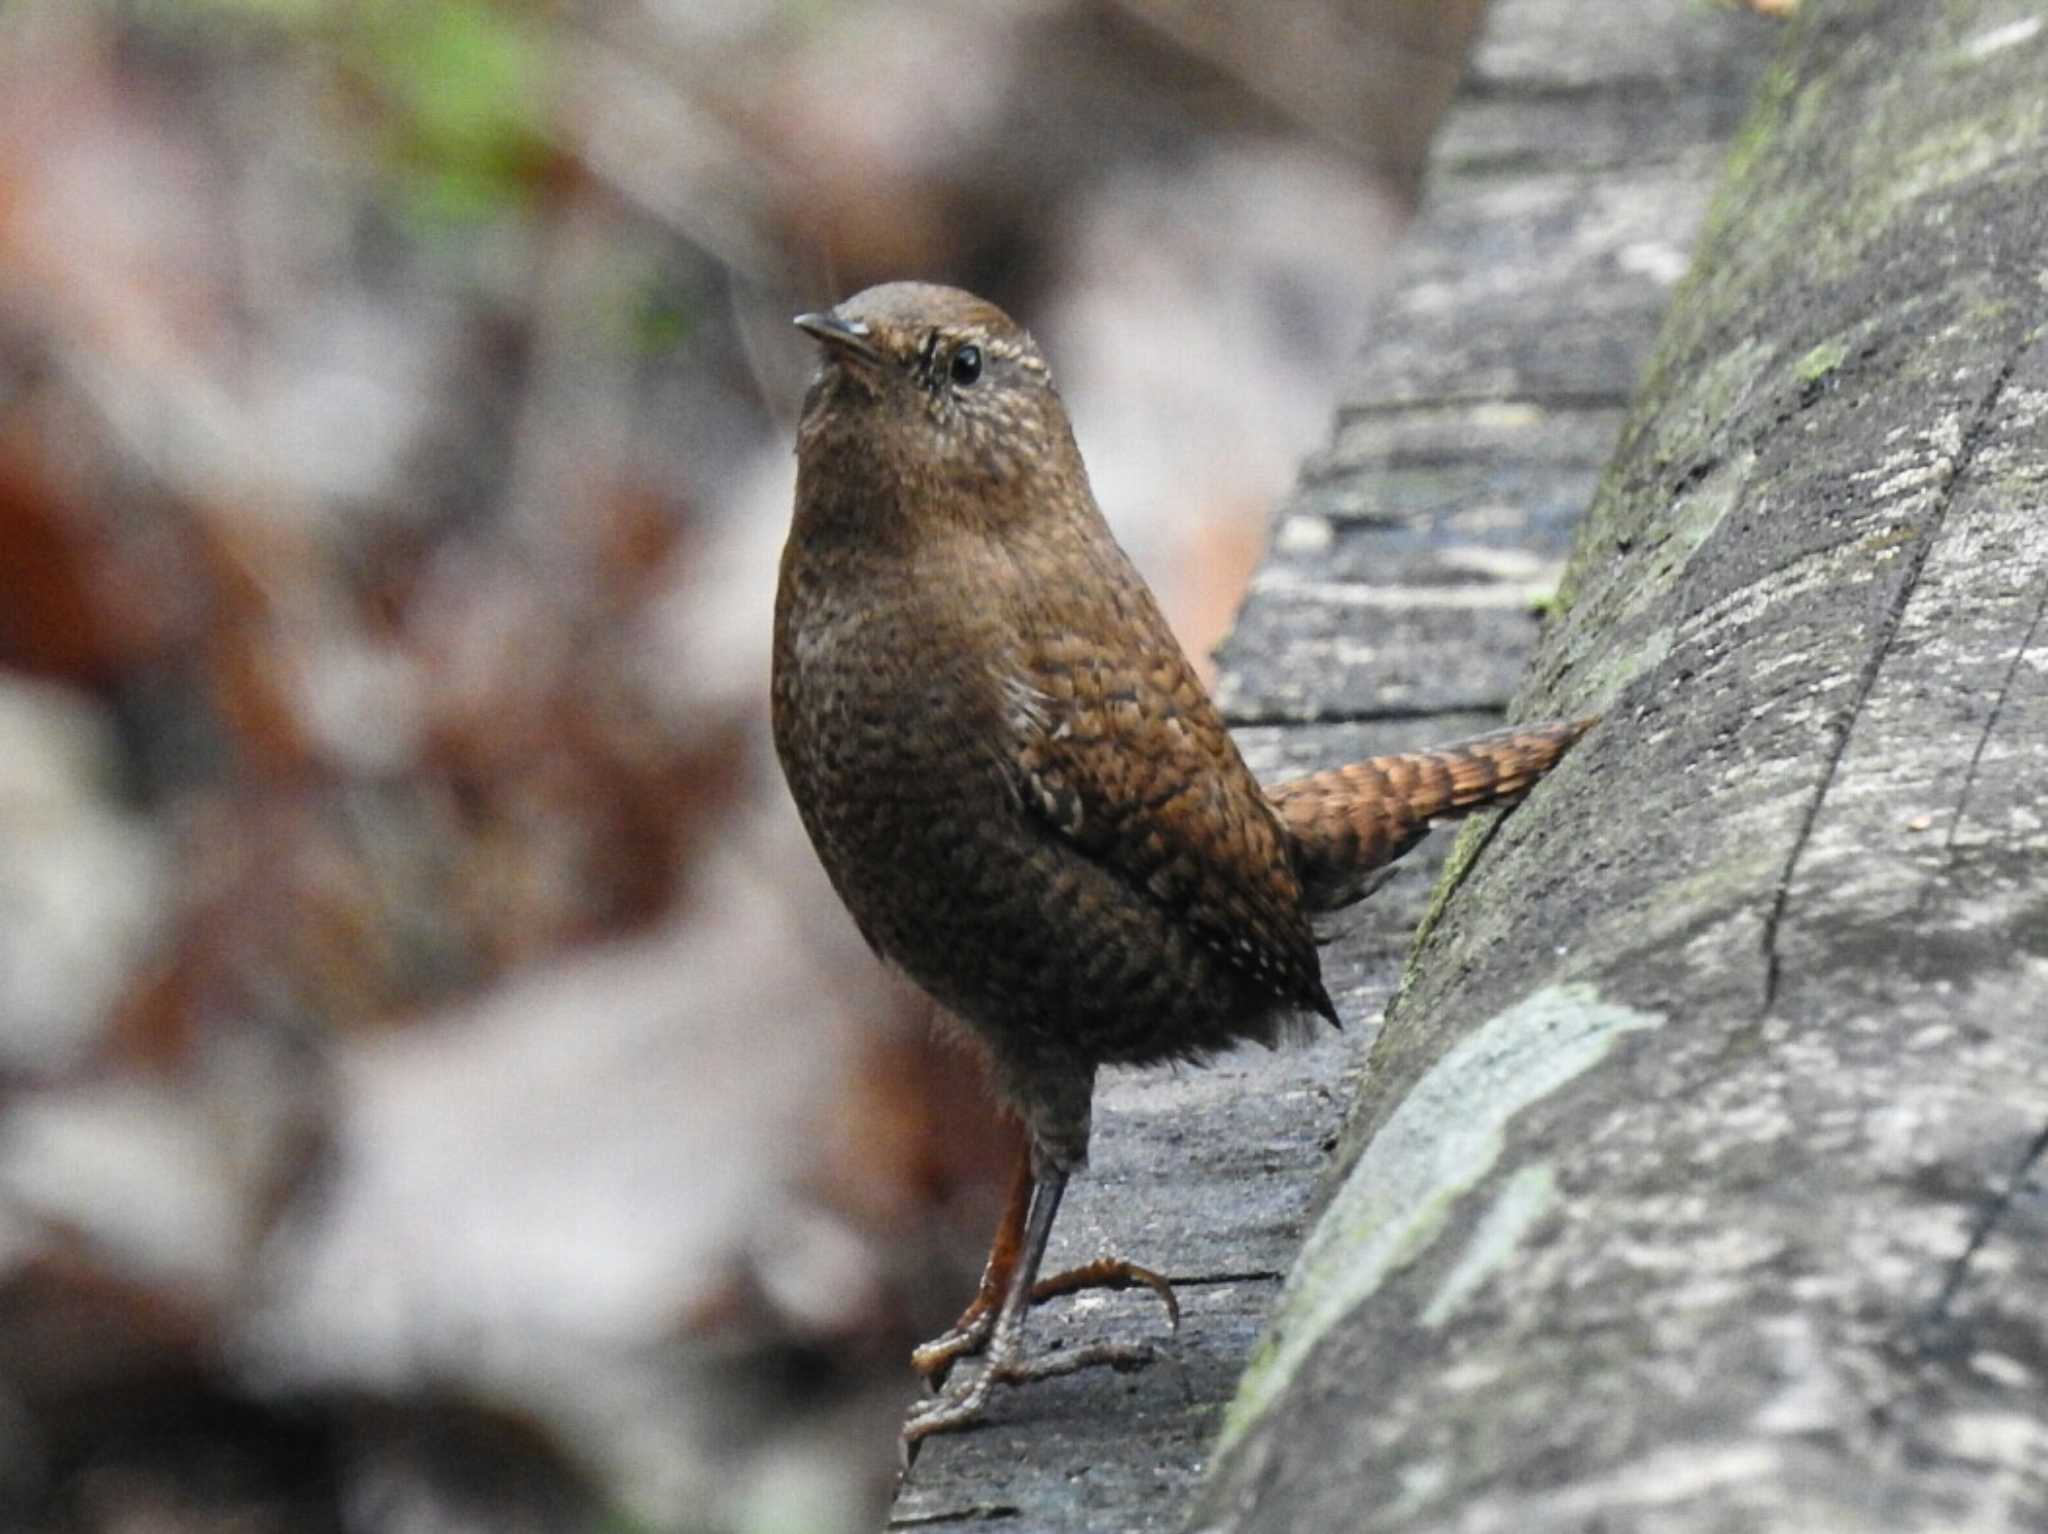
<box><xmin>1192</xmin><ymin>1</ymin><xmax>2048</xmax><ymax>1530</ymax></box>
<box><xmin>889</xmin><ymin>1</ymin><xmax>1773</xmax><ymax>1527</ymax></box>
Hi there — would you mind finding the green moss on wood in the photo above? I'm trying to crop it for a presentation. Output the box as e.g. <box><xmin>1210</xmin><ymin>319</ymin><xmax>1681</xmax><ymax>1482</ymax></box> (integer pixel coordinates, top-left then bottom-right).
<box><xmin>1795</xmin><ymin>339</ymin><xmax>1851</xmax><ymax>382</ymax></box>
<box><xmin>1216</xmin><ymin>985</ymin><xmax>1662</xmax><ymax>1456</ymax></box>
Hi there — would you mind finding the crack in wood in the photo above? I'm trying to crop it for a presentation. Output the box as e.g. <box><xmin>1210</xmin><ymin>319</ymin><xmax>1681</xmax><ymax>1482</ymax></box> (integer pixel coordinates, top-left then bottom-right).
<box><xmin>1168</xmin><ymin>1269</ymin><xmax>1284</xmax><ymax>1287</ymax></box>
<box><xmin>1921</xmin><ymin>1118</ymin><xmax>2048</xmax><ymax>1337</ymax></box>
<box><xmin>887</xmin><ymin>1503</ymin><xmax>1023</xmax><ymax>1528</ymax></box>
<box><xmin>1942</xmin><ymin>571</ymin><xmax>2048</xmax><ymax>855</ymax></box>
<box><xmin>1898</xmin><ymin>345</ymin><xmax>2048</xmax><ymax>1366</ymax></box>
<box><xmin>1756</xmin><ymin>342</ymin><xmax>2028</xmax><ymax>1017</ymax></box>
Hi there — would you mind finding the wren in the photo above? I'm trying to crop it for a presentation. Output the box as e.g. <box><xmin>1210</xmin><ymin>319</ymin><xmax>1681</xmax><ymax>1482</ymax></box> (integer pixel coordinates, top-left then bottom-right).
<box><xmin>771</xmin><ymin>282</ymin><xmax>1592</xmax><ymax>1452</ymax></box>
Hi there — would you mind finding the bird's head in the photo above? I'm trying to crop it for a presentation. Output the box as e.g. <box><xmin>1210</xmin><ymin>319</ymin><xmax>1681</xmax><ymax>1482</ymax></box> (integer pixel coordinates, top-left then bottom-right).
<box><xmin>793</xmin><ymin>282</ymin><xmax>1077</xmax><ymax>498</ymax></box>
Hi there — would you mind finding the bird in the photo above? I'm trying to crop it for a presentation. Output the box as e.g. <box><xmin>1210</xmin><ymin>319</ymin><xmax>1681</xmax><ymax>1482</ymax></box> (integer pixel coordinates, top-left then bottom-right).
<box><xmin>770</xmin><ymin>281</ymin><xmax>1593</xmax><ymax>1453</ymax></box>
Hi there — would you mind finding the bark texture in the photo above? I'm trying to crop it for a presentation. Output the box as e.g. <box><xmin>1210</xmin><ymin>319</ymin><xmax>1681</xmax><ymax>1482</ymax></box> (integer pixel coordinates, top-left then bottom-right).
<box><xmin>1194</xmin><ymin>1</ymin><xmax>2048</xmax><ymax>1529</ymax></box>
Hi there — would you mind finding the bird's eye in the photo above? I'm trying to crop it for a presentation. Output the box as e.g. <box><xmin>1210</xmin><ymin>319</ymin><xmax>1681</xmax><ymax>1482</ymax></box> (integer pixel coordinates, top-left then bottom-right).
<box><xmin>949</xmin><ymin>344</ymin><xmax>983</xmax><ymax>387</ymax></box>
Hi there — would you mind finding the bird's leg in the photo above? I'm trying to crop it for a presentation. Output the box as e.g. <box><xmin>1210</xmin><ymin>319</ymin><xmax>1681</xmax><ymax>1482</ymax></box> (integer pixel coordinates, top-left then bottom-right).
<box><xmin>911</xmin><ymin>1145</ymin><xmax>1179</xmax><ymax>1391</ymax></box>
<box><xmin>910</xmin><ymin>1149</ymin><xmax>1032</xmax><ymax>1387</ymax></box>
<box><xmin>901</xmin><ymin>1160</ymin><xmax>1163</xmax><ymax>1459</ymax></box>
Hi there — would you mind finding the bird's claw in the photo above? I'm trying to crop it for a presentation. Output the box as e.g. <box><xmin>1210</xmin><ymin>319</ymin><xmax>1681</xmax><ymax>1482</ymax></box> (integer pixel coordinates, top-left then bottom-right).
<box><xmin>1030</xmin><ymin>1255</ymin><xmax>1180</xmax><ymax>1333</ymax></box>
<box><xmin>899</xmin><ymin>1338</ymin><xmax>1161</xmax><ymax>1473</ymax></box>
<box><xmin>910</xmin><ymin>1306</ymin><xmax>999</xmax><ymax>1392</ymax></box>
<box><xmin>912</xmin><ymin>1256</ymin><xmax>1180</xmax><ymax>1392</ymax></box>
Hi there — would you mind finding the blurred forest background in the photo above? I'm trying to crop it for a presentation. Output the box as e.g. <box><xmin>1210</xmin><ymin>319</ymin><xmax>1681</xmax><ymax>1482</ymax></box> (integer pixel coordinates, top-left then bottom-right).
<box><xmin>0</xmin><ymin>1</ymin><xmax>1482</xmax><ymax>1529</ymax></box>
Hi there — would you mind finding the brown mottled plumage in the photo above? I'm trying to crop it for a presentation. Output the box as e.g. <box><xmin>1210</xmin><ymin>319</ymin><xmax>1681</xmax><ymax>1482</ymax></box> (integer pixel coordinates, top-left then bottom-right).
<box><xmin>771</xmin><ymin>282</ymin><xmax>1592</xmax><ymax>1453</ymax></box>
<box><xmin>1273</xmin><ymin>720</ymin><xmax>1596</xmax><ymax>911</ymax></box>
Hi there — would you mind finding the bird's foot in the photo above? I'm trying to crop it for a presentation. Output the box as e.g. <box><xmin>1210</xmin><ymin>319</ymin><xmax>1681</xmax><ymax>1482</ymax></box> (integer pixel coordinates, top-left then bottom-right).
<box><xmin>898</xmin><ymin>1159</ymin><xmax>1177</xmax><ymax>1472</ymax></box>
<box><xmin>908</xmin><ymin>1304</ymin><xmax>998</xmax><ymax>1389</ymax></box>
<box><xmin>901</xmin><ymin>1332</ymin><xmax>1160</xmax><ymax>1468</ymax></box>
<box><xmin>910</xmin><ymin>1256</ymin><xmax>1179</xmax><ymax>1390</ymax></box>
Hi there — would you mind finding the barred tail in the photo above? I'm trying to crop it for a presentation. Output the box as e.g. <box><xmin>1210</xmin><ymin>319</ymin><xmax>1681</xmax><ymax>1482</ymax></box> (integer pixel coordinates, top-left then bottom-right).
<box><xmin>1268</xmin><ymin>718</ymin><xmax>1596</xmax><ymax>913</ymax></box>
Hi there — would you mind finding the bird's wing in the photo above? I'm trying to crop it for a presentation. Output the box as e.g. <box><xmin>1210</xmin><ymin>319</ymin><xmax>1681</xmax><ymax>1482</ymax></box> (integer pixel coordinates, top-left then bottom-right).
<box><xmin>1002</xmin><ymin>631</ymin><xmax>1335</xmax><ymax>1022</ymax></box>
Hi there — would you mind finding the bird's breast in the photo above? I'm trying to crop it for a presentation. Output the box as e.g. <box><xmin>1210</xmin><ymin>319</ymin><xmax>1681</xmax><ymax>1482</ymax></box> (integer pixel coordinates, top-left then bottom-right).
<box><xmin>774</xmin><ymin>556</ymin><xmax>1014</xmax><ymax>868</ymax></box>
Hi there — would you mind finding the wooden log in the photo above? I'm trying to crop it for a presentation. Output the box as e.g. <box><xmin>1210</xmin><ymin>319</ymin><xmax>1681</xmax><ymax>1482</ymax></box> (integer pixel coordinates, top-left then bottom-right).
<box><xmin>1194</xmin><ymin>1</ymin><xmax>2048</xmax><ymax>1529</ymax></box>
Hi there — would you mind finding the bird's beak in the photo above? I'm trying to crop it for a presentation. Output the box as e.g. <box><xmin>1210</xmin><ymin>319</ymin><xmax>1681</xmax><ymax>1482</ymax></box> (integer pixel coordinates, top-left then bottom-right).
<box><xmin>794</xmin><ymin>310</ymin><xmax>883</xmax><ymax>366</ymax></box>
